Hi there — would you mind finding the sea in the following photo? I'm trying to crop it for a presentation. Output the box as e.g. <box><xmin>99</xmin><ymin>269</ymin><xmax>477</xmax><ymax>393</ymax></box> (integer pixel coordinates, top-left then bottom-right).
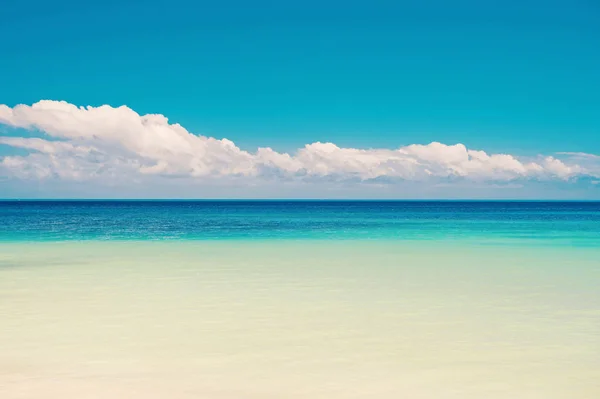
<box><xmin>1</xmin><ymin>200</ymin><xmax>599</xmax><ymax>398</ymax></box>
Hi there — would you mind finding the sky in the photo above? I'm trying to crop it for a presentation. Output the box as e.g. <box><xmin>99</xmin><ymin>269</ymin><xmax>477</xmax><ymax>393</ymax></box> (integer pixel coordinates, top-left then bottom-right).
<box><xmin>1</xmin><ymin>0</ymin><xmax>599</xmax><ymax>198</ymax></box>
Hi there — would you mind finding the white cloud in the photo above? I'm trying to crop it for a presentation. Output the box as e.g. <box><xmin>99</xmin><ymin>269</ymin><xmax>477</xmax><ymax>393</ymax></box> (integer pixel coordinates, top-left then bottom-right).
<box><xmin>1</xmin><ymin>100</ymin><xmax>599</xmax><ymax>188</ymax></box>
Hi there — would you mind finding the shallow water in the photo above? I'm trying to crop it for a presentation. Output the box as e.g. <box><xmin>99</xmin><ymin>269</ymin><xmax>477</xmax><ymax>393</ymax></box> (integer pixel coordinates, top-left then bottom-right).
<box><xmin>1</xmin><ymin>240</ymin><xmax>599</xmax><ymax>398</ymax></box>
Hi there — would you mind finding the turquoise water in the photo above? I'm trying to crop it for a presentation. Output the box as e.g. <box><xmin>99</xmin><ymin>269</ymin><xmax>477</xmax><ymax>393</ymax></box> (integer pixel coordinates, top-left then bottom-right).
<box><xmin>2</xmin><ymin>200</ymin><xmax>600</xmax><ymax>244</ymax></box>
<box><xmin>1</xmin><ymin>201</ymin><xmax>599</xmax><ymax>398</ymax></box>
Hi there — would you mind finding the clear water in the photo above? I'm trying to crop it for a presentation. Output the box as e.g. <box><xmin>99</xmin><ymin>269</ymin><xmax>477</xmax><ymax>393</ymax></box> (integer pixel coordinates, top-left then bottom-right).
<box><xmin>2</xmin><ymin>200</ymin><xmax>600</xmax><ymax>244</ymax></box>
<box><xmin>1</xmin><ymin>201</ymin><xmax>599</xmax><ymax>398</ymax></box>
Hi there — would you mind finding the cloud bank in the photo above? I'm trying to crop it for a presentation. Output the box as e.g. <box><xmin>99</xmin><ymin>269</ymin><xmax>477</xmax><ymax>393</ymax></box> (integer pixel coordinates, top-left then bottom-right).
<box><xmin>1</xmin><ymin>101</ymin><xmax>599</xmax><ymax>195</ymax></box>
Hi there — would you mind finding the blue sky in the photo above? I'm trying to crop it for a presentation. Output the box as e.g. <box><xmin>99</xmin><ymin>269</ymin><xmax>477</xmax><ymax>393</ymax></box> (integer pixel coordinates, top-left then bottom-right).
<box><xmin>1</xmin><ymin>0</ymin><xmax>599</xmax><ymax>198</ymax></box>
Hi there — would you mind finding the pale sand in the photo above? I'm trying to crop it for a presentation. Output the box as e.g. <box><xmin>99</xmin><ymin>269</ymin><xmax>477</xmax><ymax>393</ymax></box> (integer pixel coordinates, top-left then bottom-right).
<box><xmin>1</xmin><ymin>241</ymin><xmax>599</xmax><ymax>398</ymax></box>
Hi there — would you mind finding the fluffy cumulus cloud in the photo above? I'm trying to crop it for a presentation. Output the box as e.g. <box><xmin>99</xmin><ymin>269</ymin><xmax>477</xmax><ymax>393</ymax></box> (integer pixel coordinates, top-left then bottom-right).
<box><xmin>1</xmin><ymin>101</ymin><xmax>599</xmax><ymax>190</ymax></box>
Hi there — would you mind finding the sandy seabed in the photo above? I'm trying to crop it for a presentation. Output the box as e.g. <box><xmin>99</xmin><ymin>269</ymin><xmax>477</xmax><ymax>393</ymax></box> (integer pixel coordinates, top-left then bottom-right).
<box><xmin>1</xmin><ymin>241</ymin><xmax>599</xmax><ymax>398</ymax></box>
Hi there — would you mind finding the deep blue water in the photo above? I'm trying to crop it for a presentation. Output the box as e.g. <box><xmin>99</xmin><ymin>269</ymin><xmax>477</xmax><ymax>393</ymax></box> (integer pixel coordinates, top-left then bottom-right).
<box><xmin>1</xmin><ymin>201</ymin><xmax>600</xmax><ymax>244</ymax></box>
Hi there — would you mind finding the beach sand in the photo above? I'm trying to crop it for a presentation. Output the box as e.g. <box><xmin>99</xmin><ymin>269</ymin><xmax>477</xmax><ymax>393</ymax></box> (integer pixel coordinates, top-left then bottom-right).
<box><xmin>1</xmin><ymin>241</ymin><xmax>599</xmax><ymax>398</ymax></box>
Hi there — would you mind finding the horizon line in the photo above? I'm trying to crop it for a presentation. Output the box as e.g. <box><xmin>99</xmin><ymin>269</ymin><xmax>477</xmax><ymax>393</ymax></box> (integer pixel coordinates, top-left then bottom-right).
<box><xmin>2</xmin><ymin>198</ymin><xmax>600</xmax><ymax>202</ymax></box>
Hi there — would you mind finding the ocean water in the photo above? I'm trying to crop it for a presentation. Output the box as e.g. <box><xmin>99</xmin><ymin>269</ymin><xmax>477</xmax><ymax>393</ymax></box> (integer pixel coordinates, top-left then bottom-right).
<box><xmin>2</xmin><ymin>200</ymin><xmax>600</xmax><ymax>244</ymax></box>
<box><xmin>1</xmin><ymin>201</ymin><xmax>599</xmax><ymax>398</ymax></box>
